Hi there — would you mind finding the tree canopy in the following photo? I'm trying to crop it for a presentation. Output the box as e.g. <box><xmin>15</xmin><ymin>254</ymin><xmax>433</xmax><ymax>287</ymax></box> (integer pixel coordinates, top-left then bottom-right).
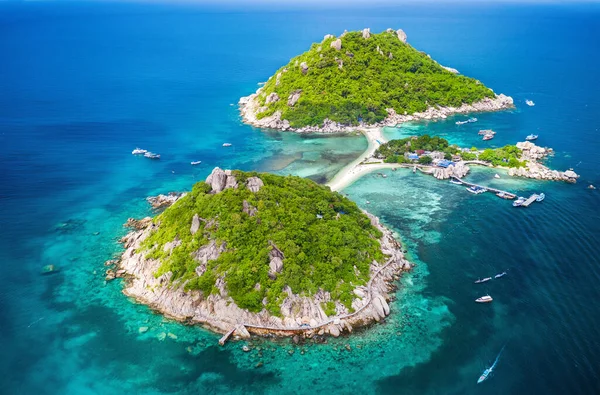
<box><xmin>255</xmin><ymin>30</ymin><xmax>496</xmax><ymax>127</ymax></box>
<box><xmin>139</xmin><ymin>172</ymin><xmax>385</xmax><ymax>315</ymax></box>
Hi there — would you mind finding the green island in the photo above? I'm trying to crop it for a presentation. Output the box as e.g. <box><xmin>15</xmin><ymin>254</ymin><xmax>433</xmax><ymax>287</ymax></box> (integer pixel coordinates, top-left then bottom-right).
<box><xmin>142</xmin><ymin>171</ymin><xmax>383</xmax><ymax>314</ymax></box>
<box><xmin>113</xmin><ymin>168</ymin><xmax>410</xmax><ymax>338</ymax></box>
<box><xmin>375</xmin><ymin>135</ymin><xmax>527</xmax><ymax>168</ymax></box>
<box><xmin>239</xmin><ymin>28</ymin><xmax>513</xmax><ymax>131</ymax></box>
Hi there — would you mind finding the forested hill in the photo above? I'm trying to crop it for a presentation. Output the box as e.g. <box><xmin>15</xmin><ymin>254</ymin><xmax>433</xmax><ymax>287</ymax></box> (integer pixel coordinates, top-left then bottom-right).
<box><xmin>140</xmin><ymin>170</ymin><xmax>385</xmax><ymax>315</ymax></box>
<box><xmin>252</xmin><ymin>28</ymin><xmax>496</xmax><ymax>128</ymax></box>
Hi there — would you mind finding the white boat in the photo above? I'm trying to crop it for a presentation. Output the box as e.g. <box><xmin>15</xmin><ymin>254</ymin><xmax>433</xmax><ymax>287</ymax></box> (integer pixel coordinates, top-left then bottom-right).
<box><xmin>513</xmin><ymin>197</ymin><xmax>526</xmax><ymax>207</ymax></box>
<box><xmin>475</xmin><ymin>295</ymin><xmax>493</xmax><ymax>303</ymax></box>
<box><xmin>450</xmin><ymin>179</ymin><xmax>462</xmax><ymax>185</ymax></box>
<box><xmin>223</xmin><ymin>143</ymin><xmax>232</xmax><ymax>147</ymax></box>
<box><xmin>132</xmin><ymin>148</ymin><xmax>147</xmax><ymax>155</ymax></box>
<box><xmin>536</xmin><ymin>193</ymin><xmax>545</xmax><ymax>202</ymax></box>
<box><xmin>190</xmin><ymin>161</ymin><xmax>202</xmax><ymax>165</ymax></box>
<box><xmin>455</xmin><ymin>117</ymin><xmax>477</xmax><ymax>125</ymax></box>
<box><xmin>482</xmin><ymin>134</ymin><xmax>494</xmax><ymax>141</ymax></box>
<box><xmin>478</xmin><ymin>129</ymin><xmax>495</xmax><ymax>136</ymax></box>
<box><xmin>474</xmin><ymin>277</ymin><xmax>492</xmax><ymax>284</ymax></box>
<box><xmin>525</xmin><ymin>134</ymin><xmax>538</xmax><ymax>141</ymax></box>
<box><xmin>478</xmin><ymin>345</ymin><xmax>506</xmax><ymax>384</ymax></box>
<box><xmin>525</xmin><ymin>99</ymin><xmax>535</xmax><ymax>106</ymax></box>
<box><xmin>494</xmin><ymin>174</ymin><xmax>500</xmax><ymax>179</ymax></box>
<box><xmin>494</xmin><ymin>271</ymin><xmax>507</xmax><ymax>279</ymax></box>
<box><xmin>144</xmin><ymin>152</ymin><xmax>160</xmax><ymax>159</ymax></box>
<box><xmin>467</xmin><ymin>186</ymin><xmax>487</xmax><ymax>194</ymax></box>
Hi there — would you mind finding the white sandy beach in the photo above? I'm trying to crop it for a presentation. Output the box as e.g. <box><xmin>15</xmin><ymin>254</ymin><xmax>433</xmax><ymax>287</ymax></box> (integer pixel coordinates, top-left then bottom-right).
<box><xmin>327</xmin><ymin>127</ymin><xmax>401</xmax><ymax>191</ymax></box>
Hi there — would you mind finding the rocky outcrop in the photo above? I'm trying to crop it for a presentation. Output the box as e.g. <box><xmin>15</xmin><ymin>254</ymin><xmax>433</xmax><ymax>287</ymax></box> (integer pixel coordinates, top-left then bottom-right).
<box><xmin>442</xmin><ymin>66</ymin><xmax>459</xmax><ymax>74</ymax></box>
<box><xmin>396</xmin><ymin>29</ymin><xmax>407</xmax><ymax>43</ymax></box>
<box><xmin>506</xmin><ymin>142</ymin><xmax>578</xmax><ymax>182</ymax></box>
<box><xmin>124</xmin><ymin>217</ymin><xmax>153</xmax><ymax>230</ymax></box>
<box><xmin>190</xmin><ymin>214</ymin><xmax>201</xmax><ymax>235</ymax></box>
<box><xmin>206</xmin><ymin>167</ymin><xmax>238</xmax><ymax>193</ymax></box>
<box><xmin>323</xmin><ymin>34</ymin><xmax>334</xmax><ymax>40</ymax></box>
<box><xmin>287</xmin><ymin>90</ymin><xmax>302</xmax><ymax>107</ymax></box>
<box><xmin>300</xmin><ymin>62</ymin><xmax>308</xmax><ymax>75</ymax></box>
<box><xmin>384</xmin><ymin>94</ymin><xmax>514</xmax><ymax>126</ymax></box>
<box><xmin>242</xmin><ymin>200</ymin><xmax>257</xmax><ymax>217</ymax></box>
<box><xmin>362</xmin><ymin>28</ymin><xmax>371</xmax><ymax>39</ymax></box>
<box><xmin>265</xmin><ymin>92</ymin><xmax>279</xmax><ymax>104</ymax></box>
<box><xmin>330</xmin><ymin>38</ymin><xmax>342</xmax><ymax>51</ymax></box>
<box><xmin>246</xmin><ymin>176</ymin><xmax>264</xmax><ymax>193</ymax></box>
<box><xmin>432</xmin><ymin>162</ymin><xmax>470</xmax><ymax>179</ymax></box>
<box><xmin>146</xmin><ymin>193</ymin><xmax>186</xmax><ymax>209</ymax></box>
<box><xmin>194</xmin><ymin>240</ymin><xmax>226</xmax><ymax>277</ymax></box>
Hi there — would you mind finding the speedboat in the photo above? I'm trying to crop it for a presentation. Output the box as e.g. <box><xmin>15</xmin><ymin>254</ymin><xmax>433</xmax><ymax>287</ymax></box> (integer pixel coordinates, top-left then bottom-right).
<box><xmin>475</xmin><ymin>295</ymin><xmax>493</xmax><ymax>303</ymax></box>
<box><xmin>478</xmin><ymin>345</ymin><xmax>506</xmax><ymax>384</ymax></box>
<box><xmin>525</xmin><ymin>134</ymin><xmax>538</xmax><ymax>141</ymax></box>
<box><xmin>536</xmin><ymin>193</ymin><xmax>545</xmax><ymax>202</ymax></box>
<box><xmin>450</xmin><ymin>178</ymin><xmax>462</xmax><ymax>185</ymax></box>
<box><xmin>144</xmin><ymin>152</ymin><xmax>160</xmax><ymax>159</ymax></box>
<box><xmin>474</xmin><ymin>277</ymin><xmax>492</xmax><ymax>284</ymax></box>
<box><xmin>190</xmin><ymin>161</ymin><xmax>202</xmax><ymax>165</ymax></box>
<box><xmin>455</xmin><ymin>117</ymin><xmax>477</xmax><ymax>125</ymax></box>
<box><xmin>513</xmin><ymin>197</ymin><xmax>526</xmax><ymax>207</ymax></box>
<box><xmin>223</xmin><ymin>143</ymin><xmax>232</xmax><ymax>147</ymax></box>
<box><xmin>132</xmin><ymin>148</ymin><xmax>147</xmax><ymax>155</ymax></box>
<box><xmin>525</xmin><ymin>99</ymin><xmax>535</xmax><ymax>106</ymax></box>
<box><xmin>494</xmin><ymin>272</ymin><xmax>507</xmax><ymax>279</ymax></box>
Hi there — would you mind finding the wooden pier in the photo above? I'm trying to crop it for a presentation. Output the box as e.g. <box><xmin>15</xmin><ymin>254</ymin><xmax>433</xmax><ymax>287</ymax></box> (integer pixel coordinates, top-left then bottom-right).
<box><xmin>453</xmin><ymin>177</ymin><xmax>517</xmax><ymax>200</ymax></box>
<box><xmin>521</xmin><ymin>194</ymin><xmax>540</xmax><ymax>207</ymax></box>
<box><xmin>219</xmin><ymin>327</ymin><xmax>237</xmax><ymax>346</ymax></box>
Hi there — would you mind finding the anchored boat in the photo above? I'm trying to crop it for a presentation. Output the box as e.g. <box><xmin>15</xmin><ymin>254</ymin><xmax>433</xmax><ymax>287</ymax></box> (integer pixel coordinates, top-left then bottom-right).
<box><xmin>474</xmin><ymin>277</ymin><xmax>492</xmax><ymax>284</ymax></box>
<box><xmin>482</xmin><ymin>134</ymin><xmax>494</xmax><ymax>141</ymax></box>
<box><xmin>478</xmin><ymin>345</ymin><xmax>506</xmax><ymax>384</ymax></box>
<box><xmin>494</xmin><ymin>271</ymin><xmax>507</xmax><ymax>279</ymax></box>
<box><xmin>525</xmin><ymin>134</ymin><xmax>538</xmax><ymax>141</ymax></box>
<box><xmin>513</xmin><ymin>197</ymin><xmax>526</xmax><ymax>207</ymax></box>
<box><xmin>536</xmin><ymin>193</ymin><xmax>545</xmax><ymax>202</ymax></box>
<box><xmin>132</xmin><ymin>148</ymin><xmax>147</xmax><ymax>155</ymax></box>
<box><xmin>475</xmin><ymin>295</ymin><xmax>493</xmax><ymax>303</ymax></box>
<box><xmin>144</xmin><ymin>152</ymin><xmax>160</xmax><ymax>159</ymax></box>
<box><xmin>456</xmin><ymin>117</ymin><xmax>478</xmax><ymax>125</ymax></box>
<box><xmin>525</xmin><ymin>99</ymin><xmax>535</xmax><ymax>106</ymax></box>
<box><xmin>223</xmin><ymin>143</ymin><xmax>232</xmax><ymax>147</ymax></box>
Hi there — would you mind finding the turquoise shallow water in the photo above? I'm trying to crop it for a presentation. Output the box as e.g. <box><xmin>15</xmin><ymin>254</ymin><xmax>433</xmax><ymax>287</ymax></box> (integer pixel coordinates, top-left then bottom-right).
<box><xmin>1</xmin><ymin>2</ymin><xmax>600</xmax><ymax>394</ymax></box>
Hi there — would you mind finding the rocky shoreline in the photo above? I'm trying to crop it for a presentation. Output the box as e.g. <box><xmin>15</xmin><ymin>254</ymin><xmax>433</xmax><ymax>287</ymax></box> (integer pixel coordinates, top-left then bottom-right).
<box><xmin>110</xmin><ymin>170</ymin><xmax>413</xmax><ymax>340</ymax></box>
<box><xmin>239</xmin><ymin>90</ymin><xmax>514</xmax><ymax>133</ymax></box>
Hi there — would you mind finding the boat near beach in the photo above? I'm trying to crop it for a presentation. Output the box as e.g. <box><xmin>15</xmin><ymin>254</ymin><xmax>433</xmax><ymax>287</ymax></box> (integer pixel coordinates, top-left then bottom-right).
<box><xmin>144</xmin><ymin>152</ymin><xmax>160</xmax><ymax>159</ymax></box>
<box><xmin>190</xmin><ymin>161</ymin><xmax>202</xmax><ymax>165</ymax></box>
<box><xmin>535</xmin><ymin>192</ymin><xmax>545</xmax><ymax>202</ymax></box>
<box><xmin>132</xmin><ymin>148</ymin><xmax>147</xmax><ymax>155</ymax></box>
<box><xmin>526</xmin><ymin>99</ymin><xmax>535</xmax><ymax>106</ymax></box>
<box><xmin>482</xmin><ymin>133</ymin><xmax>494</xmax><ymax>141</ymax></box>
<box><xmin>494</xmin><ymin>174</ymin><xmax>500</xmax><ymax>179</ymax></box>
<box><xmin>496</xmin><ymin>192</ymin><xmax>515</xmax><ymax>200</ymax></box>
<box><xmin>474</xmin><ymin>277</ymin><xmax>492</xmax><ymax>284</ymax></box>
<box><xmin>475</xmin><ymin>295</ymin><xmax>493</xmax><ymax>303</ymax></box>
<box><xmin>525</xmin><ymin>134</ymin><xmax>538</xmax><ymax>141</ymax></box>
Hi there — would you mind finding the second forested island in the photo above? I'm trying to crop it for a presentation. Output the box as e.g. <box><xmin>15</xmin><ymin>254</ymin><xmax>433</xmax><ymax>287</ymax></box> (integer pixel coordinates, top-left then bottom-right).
<box><xmin>240</xmin><ymin>28</ymin><xmax>513</xmax><ymax>132</ymax></box>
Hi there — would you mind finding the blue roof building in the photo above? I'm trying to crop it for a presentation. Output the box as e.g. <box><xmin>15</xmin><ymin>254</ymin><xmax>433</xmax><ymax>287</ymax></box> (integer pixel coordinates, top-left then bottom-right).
<box><xmin>437</xmin><ymin>159</ymin><xmax>455</xmax><ymax>168</ymax></box>
<box><xmin>408</xmin><ymin>153</ymin><xmax>419</xmax><ymax>160</ymax></box>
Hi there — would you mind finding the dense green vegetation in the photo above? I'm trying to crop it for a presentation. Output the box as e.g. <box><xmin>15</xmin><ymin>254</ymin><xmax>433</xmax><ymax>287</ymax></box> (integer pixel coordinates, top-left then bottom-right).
<box><xmin>478</xmin><ymin>145</ymin><xmax>527</xmax><ymax>167</ymax></box>
<box><xmin>140</xmin><ymin>171</ymin><xmax>385</xmax><ymax>315</ymax></box>
<box><xmin>375</xmin><ymin>135</ymin><xmax>526</xmax><ymax>168</ymax></box>
<box><xmin>255</xmin><ymin>30</ymin><xmax>495</xmax><ymax>127</ymax></box>
<box><xmin>375</xmin><ymin>135</ymin><xmax>460</xmax><ymax>163</ymax></box>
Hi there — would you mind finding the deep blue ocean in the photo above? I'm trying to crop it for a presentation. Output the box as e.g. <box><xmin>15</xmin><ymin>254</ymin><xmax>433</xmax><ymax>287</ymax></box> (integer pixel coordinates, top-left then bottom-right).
<box><xmin>1</xmin><ymin>2</ymin><xmax>599</xmax><ymax>394</ymax></box>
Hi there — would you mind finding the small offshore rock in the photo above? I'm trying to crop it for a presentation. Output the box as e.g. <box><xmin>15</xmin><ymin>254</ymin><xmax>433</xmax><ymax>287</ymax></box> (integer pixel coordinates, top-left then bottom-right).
<box><xmin>242</xmin><ymin>345</ymin><xmax>250</xmax><ymax>352</ymax></box>
<box><xmin>167</xmin><ymin>333</ymin><xmax>177</xmax><ymax>340</ymax></box>
<box><xmin>138</xmin><ymin>326</ymin><xmax>149</xmax><ymax>334</ymax></box>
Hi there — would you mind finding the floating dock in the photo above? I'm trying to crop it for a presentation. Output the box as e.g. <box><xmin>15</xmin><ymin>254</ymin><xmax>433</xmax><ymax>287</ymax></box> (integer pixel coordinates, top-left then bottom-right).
<box><xmin>521</xmin><ymin>194</ymin><xmax>540</xmax><ymax>207</ymax></box>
